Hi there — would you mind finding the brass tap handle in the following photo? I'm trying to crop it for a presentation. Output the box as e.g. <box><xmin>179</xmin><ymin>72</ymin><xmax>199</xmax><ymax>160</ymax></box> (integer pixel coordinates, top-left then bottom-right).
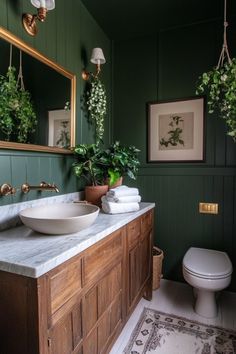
<box><xmin>21</xmin><ymin>183</ymin><xmax>30</xmax><ymax>194</ymax></box>
<box><xmin>0</xmin><ymin>183</ymin><xmax>16</xmax><ymax>196</ymax></box>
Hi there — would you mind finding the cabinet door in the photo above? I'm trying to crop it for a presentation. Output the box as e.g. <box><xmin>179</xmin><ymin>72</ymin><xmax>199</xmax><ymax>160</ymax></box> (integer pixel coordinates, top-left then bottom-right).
<box><xmin>48</xmin><ymin>301</ymin><xmax>82</xmax><ymax>354</ymax></box>
<box><xmin>82</xmin><ymin>262</ymin><xmax>123</xmax><ymax>354</ymax></box>
<box><xmin>127</xmin><ymin>211</ymin><xmax>153</xmax><ymax>312</ymax></box>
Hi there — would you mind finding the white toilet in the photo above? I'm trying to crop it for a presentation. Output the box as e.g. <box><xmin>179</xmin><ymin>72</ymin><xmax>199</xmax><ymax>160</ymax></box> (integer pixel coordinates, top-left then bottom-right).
<box><xmin>183</xmin><ymin>247</ymin><xmax>233</xmax><ymax>318</ymax></box>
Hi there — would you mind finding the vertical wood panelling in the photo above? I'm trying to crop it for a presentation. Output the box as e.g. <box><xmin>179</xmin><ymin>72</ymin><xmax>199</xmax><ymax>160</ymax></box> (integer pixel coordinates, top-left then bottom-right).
<box><xmin>7</xmin><ymin>0</ymin><xmax>23</xmax><ymax>38</ymax></box>
<box><xmin>79</xmin><ymin>2</ymin><xmax>112</xmax><ymax>147</ymax></box>
<box><xmin>223</xmin><ymin>176</ymin><xmax>235</xmax><ymax>254</ymax></box>
<box><xmin>0</xmin><ymin>0</ymin><xmax>7</xmax><ymax>28</ymax></box>
<box><xmin>26</xmin><ymin>155</ymin><xmax>40</xmax><ymax>201</ymax></box>
<box><xmin>0</xmin><ymin>156</ymin><xmax>12</xmax><ymax>205</ymax></box>
<box><xmin>113</xmin><ymin>19</ymin><xmax>236</xmax><ymax>291</ymax></box>
<box><xmin>135</xmin><ymin>173</ymin><xmax>236</xmax><ymax>290</ymax></box>
<box><xmin>11</xmin><ymin>156</ymin><xmax>28</xmax><ymax>204</ymax></box>
<box><xmin>0</xmin><ymin>0</ymin><xmax>112</xmax><ymax>206</ymax></box>
<box><xmin>56</xmin><ymin>1</ymin><xmax>66</xmax><ymax>66</ymax></box>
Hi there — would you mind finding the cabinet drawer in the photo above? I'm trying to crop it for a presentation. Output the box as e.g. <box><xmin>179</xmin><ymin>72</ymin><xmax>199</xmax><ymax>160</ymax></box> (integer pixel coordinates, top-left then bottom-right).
<box><xmin>141</xmin><ymin>211</ymin><xmax>153</xmax><ymax>235</ymax></box>
<box><xmin>48</xmin><ymin>257</ymin><xmax>82</xmax><ymax>316</ymax></box>
<box><xmin>127</xmin><ymin>218</ymin><xmax>140</xmax><ymax>248</ymax></box>
<box><xmin>83</xmin><ymin>229</ymin><xmax>123</xmax><ymax>286</ymax></box>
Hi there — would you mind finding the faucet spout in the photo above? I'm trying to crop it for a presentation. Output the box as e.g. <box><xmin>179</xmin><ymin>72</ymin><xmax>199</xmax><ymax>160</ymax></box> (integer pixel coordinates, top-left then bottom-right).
<box><xmin>40</xmin><ymin>182</ymin><xmax>59</xmax><ymax>193</ymax></box>
<box><xmin>21</xmin><ymin>181</ymin><xmax>59</xmax><ymax>194</ymax></box>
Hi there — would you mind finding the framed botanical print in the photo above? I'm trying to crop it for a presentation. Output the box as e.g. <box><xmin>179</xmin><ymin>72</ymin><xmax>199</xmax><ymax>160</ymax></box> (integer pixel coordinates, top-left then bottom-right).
<box><xmin>48</xmin><ymin>109</ymin><xmax>71</xmax><ymax>149</ymax></box>
<box><xmin>147</xmin><ymin>96</ymin><xmax>205</xmax><ymax>162</ymax></box>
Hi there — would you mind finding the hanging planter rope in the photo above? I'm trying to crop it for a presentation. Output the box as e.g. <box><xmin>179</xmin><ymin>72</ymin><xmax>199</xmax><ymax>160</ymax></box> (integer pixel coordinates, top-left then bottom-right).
<box><xmin>196</xmin><ymin>0</ymin><xmax>236</xmax><ymax>141</ymax></box>
<box><xmin>17</xmin><ymin>50</ymin><xmax>25</xmax><ymax>91</ymax></box>
<box><xmin>217</xmin><ymin>0</ymin><xmax>231</xmax><ymax>68</ymax></box>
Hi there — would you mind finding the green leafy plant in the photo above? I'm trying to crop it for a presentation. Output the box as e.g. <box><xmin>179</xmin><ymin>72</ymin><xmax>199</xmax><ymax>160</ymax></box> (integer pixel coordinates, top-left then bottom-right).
<box><xmin>196</xmin><ymin>58</ymin><xmax>236</xmax><ymax>141</ymax></box>
<box><xmin>0</xmin><ymin>66</ymin><xmax>37</xmax><ymax>143</ymax></box>
<box><xmin>73</xmin><ymin>144</ymin><xmax>107</xmax><ymax>186</ymax></box>
<box><xmin>72</xmin><ymin>141</ymin><xmax>140</xmax><ymax>187</ymax></box>
<box><xmin>103</xmin><ymin>141</ymin><xmax>140</xmax><ymax>186</ymax></box>
<box><xmin>86</xmin><ymin>76</ymin><xmax>107</xmax><ymax>144</ymax></box>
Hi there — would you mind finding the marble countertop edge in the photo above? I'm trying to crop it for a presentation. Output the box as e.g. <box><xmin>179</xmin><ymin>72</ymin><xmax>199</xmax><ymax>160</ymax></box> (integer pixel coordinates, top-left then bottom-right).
<box><xmin>0</xmin><ymin>202</ymin><xmax>155</xmax><ymax>278</ymax></box>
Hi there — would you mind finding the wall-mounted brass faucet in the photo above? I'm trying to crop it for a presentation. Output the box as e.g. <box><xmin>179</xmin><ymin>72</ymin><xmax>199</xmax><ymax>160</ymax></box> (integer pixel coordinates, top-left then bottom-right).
<box><xmin>0</xmin><ymin>183</ymin><xmax>16</xmax><ymax>196</ymax></box>
<box><xmin>21</xmin><ymin>181</ymin><xmax>59</xmax><ymax>194</ymax></box>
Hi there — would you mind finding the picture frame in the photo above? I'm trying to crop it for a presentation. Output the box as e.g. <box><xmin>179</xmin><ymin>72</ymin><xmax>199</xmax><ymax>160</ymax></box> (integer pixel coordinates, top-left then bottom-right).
<box><xmin>147</xmin><ymin>96</ymin><xmax>205</xmax><ymax>162</ymax></box>
<box><xmin>48</xmin><ymin>109</ymin><xmax>71</xmax><ymax>149</ymax></box>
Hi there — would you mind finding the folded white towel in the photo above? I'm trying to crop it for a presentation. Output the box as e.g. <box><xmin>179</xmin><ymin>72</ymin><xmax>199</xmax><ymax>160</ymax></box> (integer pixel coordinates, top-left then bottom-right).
<box><xmin>102</xmin><ymin>195</ymin><xmax>141</xmax><ymax>203</ymax></box>
<box><xmin>102</xmin><ymin>200</ymin><xmax>140</xmax><ymax>214</ymax></box>
<box><xmin>107</xmin><ymin>185</ymin><xmax>139</xmax><ymax>198</ymax></box>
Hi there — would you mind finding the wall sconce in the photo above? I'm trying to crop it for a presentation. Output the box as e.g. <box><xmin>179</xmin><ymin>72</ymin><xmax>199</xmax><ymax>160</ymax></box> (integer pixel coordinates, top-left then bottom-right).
<box><xmin>82</xmin><ymin>48</ymin><xmax>106</xmax><ymax>80</ymax></box>
<box><xmin>22</xmin><ymin>0</ymin><xmax>55</xmax><ymax>36</ymax></box>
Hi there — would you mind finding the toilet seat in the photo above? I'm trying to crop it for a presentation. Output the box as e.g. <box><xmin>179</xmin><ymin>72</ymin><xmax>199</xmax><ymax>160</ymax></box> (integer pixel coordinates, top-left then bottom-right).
<box><xmin>183</xmin><ymin>247</ymin><xmax>232</xmax><ymax>279</ymax></box>
<box><xmin>183</xmin><ymin>264</ymin><xmax>232</xmax><ymax>280</ymax></box>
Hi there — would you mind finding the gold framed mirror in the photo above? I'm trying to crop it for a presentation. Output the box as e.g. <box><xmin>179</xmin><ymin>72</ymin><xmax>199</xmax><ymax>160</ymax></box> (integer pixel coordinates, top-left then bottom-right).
<box><xmin>0</xmin><ymin>26</ymin><xmax>76</xmax><ymax>154</ymax></box>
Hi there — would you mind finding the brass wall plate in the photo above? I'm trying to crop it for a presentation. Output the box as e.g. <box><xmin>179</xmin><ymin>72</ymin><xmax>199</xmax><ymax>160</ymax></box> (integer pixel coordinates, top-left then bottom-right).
<box><xmin>199</xmin><ymin>202</ymin><xmax>219</xmax><ymax>214</ymax></box>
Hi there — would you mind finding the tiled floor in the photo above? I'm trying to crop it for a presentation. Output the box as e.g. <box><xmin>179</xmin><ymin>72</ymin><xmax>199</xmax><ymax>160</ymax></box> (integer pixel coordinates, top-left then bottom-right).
<box><xmin>109</xmin><ymin>279</ymin><xmax>236</xmax><ymax>354</ymax></box>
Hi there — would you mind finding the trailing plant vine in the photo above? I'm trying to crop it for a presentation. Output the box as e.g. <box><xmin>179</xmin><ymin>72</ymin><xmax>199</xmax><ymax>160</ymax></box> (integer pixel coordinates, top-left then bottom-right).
<box><xmin>86</xmin><ymin>76</ymin><xmax>107</xmax><ymax>144</ymax></box>
<box><xmin>196</xmin><ymin>0</ymin><xmax>236</xmax><ymax>141</ymax></box>
<box><xmin>0</xmin><ymin>66</ymin><xmax>37</xmax><ymax>143</ymax></box>
<box><xmin>196</xmin><ymin>59</ymin><xmax>236</xmax><ymax>141</ymax></box>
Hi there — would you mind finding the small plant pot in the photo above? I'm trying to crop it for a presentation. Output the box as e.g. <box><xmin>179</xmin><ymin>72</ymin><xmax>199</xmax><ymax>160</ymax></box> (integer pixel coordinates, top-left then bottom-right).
<box><xmin>108</xmin><ymin>176</ymin><xmax>123</xmax><ymax>189</ymax></box>
<box><xmin>85</xmin><ymin>185</ymin><xmax>108</xmax><ymax>207</ymax></box>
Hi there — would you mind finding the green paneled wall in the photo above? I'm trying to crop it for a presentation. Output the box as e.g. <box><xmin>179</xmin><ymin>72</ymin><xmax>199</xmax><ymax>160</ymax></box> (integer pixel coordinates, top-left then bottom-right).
<box><xmin>113</xmin><ymin>21</ymin><xmax>236</xmax><ymax>291</ymax></box>
<box><xmin>0</xmin><ymin>0</ymin><xmax>112</xmax><ymax>206</ymax></box>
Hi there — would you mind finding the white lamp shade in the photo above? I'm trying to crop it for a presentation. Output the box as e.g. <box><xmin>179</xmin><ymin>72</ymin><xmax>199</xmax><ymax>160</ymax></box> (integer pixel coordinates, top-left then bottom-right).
<box><xmin>31</xmin><ymin>0</ymin><xmax>55</xmax><ymax>10</ymax></box>
<box><xmin>90</xmin><ymin>48</ymin><xmax>106</xmax><ymax>65</ymax></box>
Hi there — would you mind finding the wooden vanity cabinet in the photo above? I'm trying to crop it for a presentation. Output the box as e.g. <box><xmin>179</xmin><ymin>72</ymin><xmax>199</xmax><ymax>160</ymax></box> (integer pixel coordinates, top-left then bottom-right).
<box><xmin>0</xmin><ymin>209</ymin><xmax>153</xmax><ymax>354</ymax></box>
<box><xmin>127</xmin><ymin>210</ymin><xmax>153</xmax><ymax>315</ymax></box>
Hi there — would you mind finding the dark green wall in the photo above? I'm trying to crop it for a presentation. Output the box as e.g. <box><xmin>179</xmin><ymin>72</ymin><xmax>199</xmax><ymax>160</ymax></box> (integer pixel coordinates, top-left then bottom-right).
<box><xmin>0</xmin><ymin>0</ymin><xmax>112</xmax><ymax>206</ymax></box>
<box><xmin>113</xmin><ymin>21</ymin><xmax>236</xmax><ymax>291</ymax></box>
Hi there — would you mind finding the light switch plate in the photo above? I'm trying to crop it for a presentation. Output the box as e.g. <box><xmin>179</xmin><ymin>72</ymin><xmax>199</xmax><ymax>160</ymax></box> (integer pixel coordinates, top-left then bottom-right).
<box><xmin>199</xmin><ymin>202</ymin><xmax>218</xmax><ymax>214</ymax></box>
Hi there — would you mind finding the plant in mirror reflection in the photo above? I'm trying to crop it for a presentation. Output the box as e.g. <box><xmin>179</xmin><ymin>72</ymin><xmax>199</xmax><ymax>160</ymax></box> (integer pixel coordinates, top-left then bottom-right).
<box><xmin>0</xmin><ymin>66</ymin><xmax>37</xmax><ymax>143</ymax></box>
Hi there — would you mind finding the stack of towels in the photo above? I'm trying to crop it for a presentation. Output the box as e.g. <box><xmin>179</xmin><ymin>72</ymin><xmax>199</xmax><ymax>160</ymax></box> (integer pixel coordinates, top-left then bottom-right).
<box><xmin>101</xmin><ymin>185</ymin><xmax>141</xmax><ymax>214</ymax></box>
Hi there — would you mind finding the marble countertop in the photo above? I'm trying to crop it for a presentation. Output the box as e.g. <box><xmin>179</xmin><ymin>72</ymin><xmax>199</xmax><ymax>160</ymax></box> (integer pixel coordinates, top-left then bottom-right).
<box><xmin>0</xmin><ymin>202</ymin><xmax>155</xmax><ymax>278</ymax></box>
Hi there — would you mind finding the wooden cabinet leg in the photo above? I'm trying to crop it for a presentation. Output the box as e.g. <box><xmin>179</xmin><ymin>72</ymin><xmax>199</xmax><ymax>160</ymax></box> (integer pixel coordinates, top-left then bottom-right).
<box><xmin>143</xmin><ymin>277</ymin><xmax>152</xmax><ymax>301</ymax></box>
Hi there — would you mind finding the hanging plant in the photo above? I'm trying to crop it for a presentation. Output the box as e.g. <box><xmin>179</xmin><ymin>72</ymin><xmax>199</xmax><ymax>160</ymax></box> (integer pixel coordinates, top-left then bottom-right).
<box><xmin>0</xmin><ymin>66</ymin><xmax>17</xmax><ymax>140</ymax></box>
<box><xmin>196</xmin><ymin>59</ymin><xmax>236</xmax><ymax>140</ymax></box>
<box><xmin>86</xmin><ymin>76</ymin><xmax>107</xmax><ymax>144</ymax></box>
<box><xmin>0</xmin><ymin>66</ymin><xmax>37</xmax><ymax>143</ymax></box>
<box><xmin>196</xmin><ymin>0</ymin><xmax>236</xmax><ymax>141</ymax></box>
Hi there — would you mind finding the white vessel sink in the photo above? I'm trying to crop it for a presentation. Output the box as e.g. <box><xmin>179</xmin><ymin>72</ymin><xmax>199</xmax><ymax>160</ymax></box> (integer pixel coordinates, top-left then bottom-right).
<box><xmin>19</xmin><ymin>203</ymin><xmax>99</xmax><ymax>235</ymax></box>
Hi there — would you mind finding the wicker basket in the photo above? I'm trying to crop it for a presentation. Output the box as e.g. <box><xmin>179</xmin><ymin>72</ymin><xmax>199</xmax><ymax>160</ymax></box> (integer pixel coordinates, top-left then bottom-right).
<box><xmin>152</xmin><ymin>247</ymin><xmax>164</xmax><ymax>290</ymax></box>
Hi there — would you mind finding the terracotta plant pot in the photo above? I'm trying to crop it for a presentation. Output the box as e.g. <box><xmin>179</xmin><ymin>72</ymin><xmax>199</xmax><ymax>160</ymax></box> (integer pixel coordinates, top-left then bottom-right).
<box><xmin>85</xmin><ymin>185</ymin><xmax>109</xmax><ymax>207</ymax></box>
<box><xmin>108</xmin><ymin>176</ymin><xmax>123</xmax><ymax>190</ymax></box>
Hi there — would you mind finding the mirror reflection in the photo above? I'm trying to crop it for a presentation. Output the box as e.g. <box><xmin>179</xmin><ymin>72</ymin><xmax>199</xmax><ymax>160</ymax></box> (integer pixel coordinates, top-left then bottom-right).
<box><xmin>0</xmin><ymin>27</ymin><xmax>76</xmax><ymax>153</ymax></box>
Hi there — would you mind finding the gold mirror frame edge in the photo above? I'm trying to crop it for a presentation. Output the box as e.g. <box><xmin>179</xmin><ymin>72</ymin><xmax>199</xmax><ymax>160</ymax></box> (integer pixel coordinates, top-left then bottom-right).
<box><xmin>0</xmin><ymin>26</ymin><xmax>76</xmax><ymax>154</ymax></box>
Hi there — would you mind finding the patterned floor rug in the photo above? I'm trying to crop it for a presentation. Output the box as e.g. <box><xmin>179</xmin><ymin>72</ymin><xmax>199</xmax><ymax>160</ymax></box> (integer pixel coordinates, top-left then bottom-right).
<box><xmin>123</xmin><ymin>308</ymin><xmax>236</xmax><ymax>354</ymax></box>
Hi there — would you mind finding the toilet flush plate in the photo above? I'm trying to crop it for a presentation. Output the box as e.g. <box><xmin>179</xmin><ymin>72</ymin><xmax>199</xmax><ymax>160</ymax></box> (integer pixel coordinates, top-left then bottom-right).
<box><xmin>199</xmin><ymin>202</ymin><xmax>218</xmax><ymax>214</ymax></box>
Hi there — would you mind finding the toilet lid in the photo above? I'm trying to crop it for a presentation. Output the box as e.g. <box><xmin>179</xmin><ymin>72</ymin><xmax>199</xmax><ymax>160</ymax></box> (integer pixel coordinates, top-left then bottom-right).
<box><xmin>183</xmin><ymin>247</ymin><xmax>232</xmax><ymax>278</ymax></box>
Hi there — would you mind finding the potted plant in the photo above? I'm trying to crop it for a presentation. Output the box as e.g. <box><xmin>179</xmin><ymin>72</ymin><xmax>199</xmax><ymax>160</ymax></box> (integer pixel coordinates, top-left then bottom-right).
<box><xmin>72</xmin><ymin>143</ymin><xmax>108</xmax><ymax>206</ymax></box>
<box><xmin>103</xmin><ymin>141</ymin><xmax>140</xmax><ymax>187</ymax></box>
